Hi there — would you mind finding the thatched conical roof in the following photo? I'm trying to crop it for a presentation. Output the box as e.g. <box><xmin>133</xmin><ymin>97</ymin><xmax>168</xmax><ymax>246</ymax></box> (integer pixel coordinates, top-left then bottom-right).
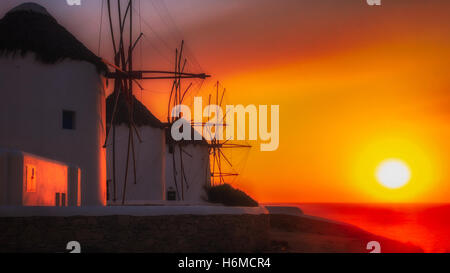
<box><xmin>166</xmin><ymin>120</ymin><xmax>209</xmax><ymax>146</ymax></box>
<box><xmin>106</xmin><ymin>92</ymin><xmax>164</xmax><ymax>129</ymax></box>
<box><xmin>106</xmin><ymin>92</ymin><xmax>208</xmax><ymax>145</ymax></box>
<box><xmin>0</xmin><ymin>3</ymin><xmax>107</xmax><ymax>73</ymax></box>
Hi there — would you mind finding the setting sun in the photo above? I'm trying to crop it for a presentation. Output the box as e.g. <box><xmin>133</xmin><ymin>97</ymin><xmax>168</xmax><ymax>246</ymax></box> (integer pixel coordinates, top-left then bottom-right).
<box><xmin>376</xmin><ymin>159</ymin><xmax>411</xmax><ymax>189</ymax></box>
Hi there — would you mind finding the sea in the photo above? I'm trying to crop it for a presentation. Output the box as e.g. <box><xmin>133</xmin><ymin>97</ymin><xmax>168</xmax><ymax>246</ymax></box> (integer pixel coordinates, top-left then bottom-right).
<box><xmin>270</xmin><ymin>203</ymin><xmax>450</xmax><ymax>253</ymax></box>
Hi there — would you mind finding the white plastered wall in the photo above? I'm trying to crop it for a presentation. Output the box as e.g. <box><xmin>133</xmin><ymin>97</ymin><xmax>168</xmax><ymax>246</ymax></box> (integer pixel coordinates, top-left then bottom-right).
<box><xmin>165</xmin><ymin>143</ymin><xmax>211</xmax><ymax>203</ymax></box>
<box><xmin>0</xmin><ymin>54</ymin><xmax>106</xmax><ymax>205</ymax></box>
<box><xmin>106</xmin><ymin>125</ymin><xmax>165</xmax><ymax>204</ymax></box>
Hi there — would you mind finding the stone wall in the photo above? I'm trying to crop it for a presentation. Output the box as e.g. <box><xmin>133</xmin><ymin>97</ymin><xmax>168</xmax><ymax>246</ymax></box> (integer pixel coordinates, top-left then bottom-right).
<box><xmin>0</xmin><ymin>214</ymin><xmax>269</xmax><ymax>253</ymax></box>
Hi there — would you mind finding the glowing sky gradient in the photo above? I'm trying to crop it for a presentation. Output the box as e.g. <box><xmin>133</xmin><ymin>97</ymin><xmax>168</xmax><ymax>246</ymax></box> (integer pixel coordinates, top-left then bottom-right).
<box><xmin>2</xmin><ymin>0</ymin><xmax>450</xmax><ymax>203</ymax></box>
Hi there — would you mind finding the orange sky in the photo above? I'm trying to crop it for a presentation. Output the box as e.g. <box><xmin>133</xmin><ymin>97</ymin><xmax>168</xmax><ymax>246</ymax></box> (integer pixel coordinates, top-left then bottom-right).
<box><xmin>2</xmin><ymin>0</ymin><xmax>450</xmax><ymax>203</ymax></box>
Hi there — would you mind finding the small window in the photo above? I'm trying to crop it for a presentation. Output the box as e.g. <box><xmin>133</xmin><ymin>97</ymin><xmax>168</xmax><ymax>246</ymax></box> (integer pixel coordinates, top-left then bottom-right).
<box><xmin>62</xmin><ymin>110</ymin><xmax>76</xmax><ymax>130</ymax></box>
<box><xmin>26</xmin><ymin>165</ymin><xmax>37</xmax><ymax>192</ymax></box>
<box><xmin>167</xmin><ymin>187</ymin><xmax>177</xmax><ymax>201</ymax></box>
<box><xmin>61</xmin><ymin>193</ymin><xmax>66</xmax><ymax>206</ymax></box>
<box><xmin>55</xmin><ymin>193</ymin><xmax>61</xmax><ymax>206</ymax></box>
<box><xmin>106</xmin><ymin>179</ymin><xmax>111</xmax><ymax>201</ymax></box>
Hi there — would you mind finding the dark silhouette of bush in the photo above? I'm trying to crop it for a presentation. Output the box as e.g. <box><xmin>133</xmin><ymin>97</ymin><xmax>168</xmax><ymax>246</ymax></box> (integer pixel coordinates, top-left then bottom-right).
<box><xmin>205</xmin><ymin>184</ymin><xmax>258</xmax><ymax>207</ymax></box>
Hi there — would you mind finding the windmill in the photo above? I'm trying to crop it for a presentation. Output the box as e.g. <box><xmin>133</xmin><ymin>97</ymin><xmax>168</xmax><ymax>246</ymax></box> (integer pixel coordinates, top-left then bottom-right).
<box><xmin>203</xmin><ymin>82</ymin><xmax>252</xmax><ymax>187</ymax></box>
<box><xmin>163</xmin><ymin>39</ymin><xmax>216</xmax><ymax>202</ymax></box>
<box><xmin>103</xmin><ymin>0</ymin><xmax>210</xmax><ymax>204</ymax></box>
<box><xmin>165</xmin><ymin>40</ymin><xmax>191</xmax><ymax>201</ymax></box>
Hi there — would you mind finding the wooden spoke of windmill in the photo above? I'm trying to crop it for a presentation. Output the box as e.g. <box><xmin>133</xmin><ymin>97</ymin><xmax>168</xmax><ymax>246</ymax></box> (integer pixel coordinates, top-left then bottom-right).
<box><xmin>106</xmin><ymin>70</ymin><xmax>210</xmax><ymax>80</ymax></box>
<box><xmin>209</xmin><ymin>143</ymin><xmax>252</xmax><ymax>149</ymax></box>
<box><xmin>211</xmin><ymin>173</ymin><xmax>239</xmax><ymax>177</ymax></box>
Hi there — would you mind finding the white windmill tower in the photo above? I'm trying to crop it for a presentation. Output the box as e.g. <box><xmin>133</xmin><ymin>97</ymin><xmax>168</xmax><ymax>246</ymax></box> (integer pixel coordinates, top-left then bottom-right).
<box><xmin>0</xmin><ymin>3</ymin><xmax>108</xmax><ymax>206</ymax></box>
<box><xmin>105</xmin><ymin>92</ymin><xmax>166</xmax><ymax>205</ymax></box>
<box><xmin>204</xmin><ymin>82</ymin><xmax>252</xmax><ymax>187</ymax></box>
<box><xmin>163</xmin><ymin>42</ymin><xmax>212</xmax><ymax>203</ymax></box>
